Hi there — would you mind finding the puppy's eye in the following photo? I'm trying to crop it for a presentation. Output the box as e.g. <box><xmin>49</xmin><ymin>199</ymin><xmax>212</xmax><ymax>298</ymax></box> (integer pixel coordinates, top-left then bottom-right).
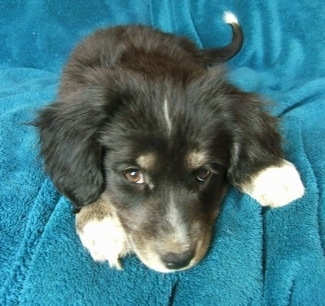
<box><xmin>123</xmin><ymin>169</ymin><xmax>145</xmax><ymax>184</ymax></box>
<box><xmin>196</xmin><ymin>168</ymin><xmax>212</xmax><ymax>182</ymax></box>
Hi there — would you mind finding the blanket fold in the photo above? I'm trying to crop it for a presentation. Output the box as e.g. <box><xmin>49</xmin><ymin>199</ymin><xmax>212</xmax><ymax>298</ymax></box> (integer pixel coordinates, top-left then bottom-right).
<box><xmin>1</xmin><ymin>1</ymin><xmax>324</xmax><ymax>305</ymax></box>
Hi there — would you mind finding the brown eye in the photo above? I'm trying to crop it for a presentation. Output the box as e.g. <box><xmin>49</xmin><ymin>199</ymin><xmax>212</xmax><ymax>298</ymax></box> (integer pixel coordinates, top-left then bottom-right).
<box><xmin>196</xmin><ymin>168</ymin><xmax>212</xmax><ymax>182</ymax></box>
<box><xmin>123</xmin><ymin>169</ymin><xmax>145</xmax><ymax>184</ymax></box>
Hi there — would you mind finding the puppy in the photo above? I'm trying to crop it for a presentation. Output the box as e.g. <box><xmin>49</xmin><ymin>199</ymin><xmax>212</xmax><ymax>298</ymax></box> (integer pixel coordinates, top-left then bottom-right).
<box><xmin>35</xmin><ymin>13</ymin><xmax>304</xmax><ymax>272</ymax></box>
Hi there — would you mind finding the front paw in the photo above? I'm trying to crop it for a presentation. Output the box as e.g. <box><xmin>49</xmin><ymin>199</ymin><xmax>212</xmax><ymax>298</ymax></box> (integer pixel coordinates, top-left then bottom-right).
<box><xmin>241</xmin><ymin>160</ymin><xmax>305</xmax><ymax>207</ymax></box>
<box><xmin>75</xmin><ymin>200</ymin><xmax>130</xmax><ymax>269</ymax></box>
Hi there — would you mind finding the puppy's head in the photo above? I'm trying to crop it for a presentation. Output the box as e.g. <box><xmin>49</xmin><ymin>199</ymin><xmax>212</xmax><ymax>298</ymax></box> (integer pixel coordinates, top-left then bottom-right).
<box><xmin>97</xmin><ymin>72</ymin><xmax>230</xmax><ymax>272</ymax></box>
<box><xmin>36</xmin><ymin>66</ymin><xmax>282</xmax><ymax>272</ymax></box>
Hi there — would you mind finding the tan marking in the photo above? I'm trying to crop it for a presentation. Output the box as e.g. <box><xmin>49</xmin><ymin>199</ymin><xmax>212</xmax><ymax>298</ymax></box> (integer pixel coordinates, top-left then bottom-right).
<box><xmin>187</xmin><ymin>150</ymin><xmax>207</xmax><ymax>169</ymax></box>
<box><xmin>75</xmin><ymin>198</ymin><xmax>112</xmax><ymax>229</ymax></box>
<box><xmin>136</xmin><ymin>153</ymin><xmax>158</xmax><ymax>170</ymax></box>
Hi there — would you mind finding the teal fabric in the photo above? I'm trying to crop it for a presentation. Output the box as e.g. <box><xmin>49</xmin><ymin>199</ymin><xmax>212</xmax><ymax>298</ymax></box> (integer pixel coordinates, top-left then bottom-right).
<box><xmin>1</xmin><ymin>1</ymin><xmax>325</xmax><ymax>305</ymax></box>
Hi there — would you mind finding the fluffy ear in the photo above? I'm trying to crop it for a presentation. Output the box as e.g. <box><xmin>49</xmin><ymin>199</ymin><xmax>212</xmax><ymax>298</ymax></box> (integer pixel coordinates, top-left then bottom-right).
<box><xmin>35</xmin><ymin>88</ymin><xmax>108</xmax><ymax>209</ymax></box>
<box><xmin>225</xmin><ymin>87</ymin><xmax>304</xmax><ymax>207</ymax></box>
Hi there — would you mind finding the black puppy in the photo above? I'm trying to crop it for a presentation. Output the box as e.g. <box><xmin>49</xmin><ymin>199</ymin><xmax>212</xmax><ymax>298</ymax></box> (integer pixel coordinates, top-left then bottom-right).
<box><xmin>35</xmin><ymin>13</ymin><xmax>304</xmax><ymax>272</ymax></box>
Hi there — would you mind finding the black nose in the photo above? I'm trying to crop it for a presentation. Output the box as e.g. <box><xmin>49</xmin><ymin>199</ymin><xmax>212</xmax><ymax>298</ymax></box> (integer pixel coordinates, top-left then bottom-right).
<box><xmin>161</xmin><ymin>250</ymin><xmax>195</xmax><ymax>270</ymax></box>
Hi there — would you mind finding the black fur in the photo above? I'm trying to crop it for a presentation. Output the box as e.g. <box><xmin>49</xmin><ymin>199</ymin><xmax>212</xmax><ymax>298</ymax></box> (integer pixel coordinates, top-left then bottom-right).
<box><xmin>34</xmin><ymin>23</ymin><xmax>282</xmax><ymax>212</ymax></box>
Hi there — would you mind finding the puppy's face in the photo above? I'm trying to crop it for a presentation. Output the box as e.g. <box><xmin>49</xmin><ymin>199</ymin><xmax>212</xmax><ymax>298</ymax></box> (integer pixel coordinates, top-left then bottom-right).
<box><xmin>99</xmin><ymin>82</ymin><xmax>231</xmax><ymax>271</ymax></box>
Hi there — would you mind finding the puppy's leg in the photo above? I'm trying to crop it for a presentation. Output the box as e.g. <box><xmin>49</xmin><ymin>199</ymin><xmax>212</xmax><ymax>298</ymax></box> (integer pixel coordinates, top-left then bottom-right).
<box><xmin>240</xmin><ymin>160</ymin><xmax>305</xmax><ymax>208</ymax></box>
<box><xmin>75</xmin><ymin>198</ymin><xmax>130</xmax><ymax>269</ymax></box>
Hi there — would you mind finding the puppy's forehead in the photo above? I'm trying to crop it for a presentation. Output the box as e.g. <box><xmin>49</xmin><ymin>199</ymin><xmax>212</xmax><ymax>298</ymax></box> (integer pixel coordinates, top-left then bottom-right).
<box><xmin>186</xmin><ymin>150</ymin><xmax>208</xmax><ymax>169</ymax></box>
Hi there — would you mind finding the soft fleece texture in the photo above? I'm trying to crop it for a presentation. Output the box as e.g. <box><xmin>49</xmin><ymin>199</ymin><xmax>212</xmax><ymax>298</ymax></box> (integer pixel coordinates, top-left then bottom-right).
<box><xmin>1</xmin><ymin>1</ymin><xmax>325</xmax><ymax>305</ymax></box>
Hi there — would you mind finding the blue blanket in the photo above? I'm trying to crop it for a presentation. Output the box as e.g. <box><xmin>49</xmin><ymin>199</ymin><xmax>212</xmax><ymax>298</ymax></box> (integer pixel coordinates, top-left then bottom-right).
<box><xmin>1</xmin><ymin>1</ymin><xmax>325</xmax><ymax>305</ymax></box>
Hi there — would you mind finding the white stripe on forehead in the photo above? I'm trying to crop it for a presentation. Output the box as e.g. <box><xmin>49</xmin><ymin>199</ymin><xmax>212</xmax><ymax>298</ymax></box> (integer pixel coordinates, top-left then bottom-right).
<box><xmin>163</xmin><ymin>97</ymin><xmax>172</xmax><ymax>135</ymax></box>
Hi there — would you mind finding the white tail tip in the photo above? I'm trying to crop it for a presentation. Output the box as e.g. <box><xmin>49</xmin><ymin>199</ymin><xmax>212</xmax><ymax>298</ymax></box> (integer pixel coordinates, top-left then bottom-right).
<box><xmin>223</xmin><ymin>12</ymin><xmax>239</xmax><ymax>25</ymax></box>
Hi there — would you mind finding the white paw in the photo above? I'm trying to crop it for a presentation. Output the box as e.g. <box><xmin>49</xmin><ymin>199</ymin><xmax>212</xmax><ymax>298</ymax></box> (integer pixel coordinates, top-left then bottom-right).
<box><xmin>241</xmin><ymin>160</ymin><xmax>305</xmax><ymax>207</ymax></box>
<box><xmin>76</xmin><ymin>215</ymin><xmax>130</xmax><ymax>269</ymax></box>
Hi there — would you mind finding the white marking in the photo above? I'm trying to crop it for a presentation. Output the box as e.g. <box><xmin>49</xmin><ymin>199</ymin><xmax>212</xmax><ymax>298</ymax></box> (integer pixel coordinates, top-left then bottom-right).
<box><xmin>241</xmin><ymin>160</ymin><xmax>305</xmax><ymax>207</ymax></box>
<box><xmin>76</xmin><ymin>212</ymin><xmax>130</xmax><ymax>269</ymax></box>
<box><xmin>163</xmin><ymin>97</ymin><xmax>172</xmax><ymax>134</ymax></box>
<box><xmin>223</xmin><ymin>11</ymin><xmax>239</xmax><ymax>25</ymax></box>
<box><xmin>166</xmin><ymin>194</ymin><xmax>189</xmax><ymax>244</ymax></box>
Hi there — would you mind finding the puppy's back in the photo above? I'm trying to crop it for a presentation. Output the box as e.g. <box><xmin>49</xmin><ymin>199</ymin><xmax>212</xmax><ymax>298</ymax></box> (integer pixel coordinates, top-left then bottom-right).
<box><xmin>59</xmin><ymin>22</ymin><xmax>242</xmax><ymax>96</ymax></box>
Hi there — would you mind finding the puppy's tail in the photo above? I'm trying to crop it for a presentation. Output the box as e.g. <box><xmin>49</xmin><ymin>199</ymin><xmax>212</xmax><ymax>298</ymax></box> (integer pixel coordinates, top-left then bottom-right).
<box><xmin>203</xmin><ymin>12</ymin><xmax>243</xmax><ymax>65</ymax></box>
